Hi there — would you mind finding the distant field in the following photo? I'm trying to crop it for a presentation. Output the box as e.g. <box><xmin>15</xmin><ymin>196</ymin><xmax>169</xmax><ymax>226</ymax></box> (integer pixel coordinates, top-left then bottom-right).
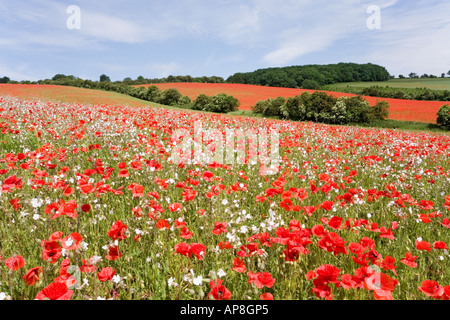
<box><xmin>328</xmin><ymin>78</ymin><xmax>450</xmax><ymax>90</ymax></box>
<box><xmin>0</xmin><ymin>84</ymin><xmax>162</xmax><ymax>108</ymax></box>
<box><xmin>138</xmin><ymin>83</ymin><xmax>450</xmax><ymax>123</ymax></box>
<box><xmin>1</xmin><ymin>83</ymin><xmax>448</xmax><ymax>124</ymax></box>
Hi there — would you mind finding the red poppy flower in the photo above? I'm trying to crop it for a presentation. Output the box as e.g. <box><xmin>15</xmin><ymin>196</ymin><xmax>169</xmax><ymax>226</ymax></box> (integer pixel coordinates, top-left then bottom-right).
<box><xmin>317</xmin><ymin>232</ymin><xmax>348</xmax><ymax>256</ymax></box>
<box><xmin>169</xmin><ymin>203</ymin><xmax>182</xmax><ymax>212</ymax></box>
<box><xmin>155</xmin><ymin>219</ymin><xmax>170</xmax><ymax>230</ymax></box>
<box><xmin>339</xmin><ymin>274</ymin><xmax>360</xmax><ymax>290</ymax></box>
<box><xmin>382</xmin><ymin>256</ymin><xmax>397</xmax><ymax>276</ymax></box>
<box><xmin>418</xmin><ymin>280</ymin><xmax>444</xmax><ymax>299</ymax></box>
<box><xmin>189</xmin><ymin>243</ymin><xmax>206</xmax><ymax>260</ymax></box>
<box><xmin>379</xmin><ymin>227</ymin><xmax>395</xmax><ymax>240</ymax></box>
<box><xmin>400</xmin><ymin>252</ymin><xmax>418</xmax><ymax>268</ymax></box>
<box><xmin>315</xmin><ymin>264</ymin><xmax>341</xmax><ymax>284</ymax></box>
<box><xmin>23</xmin><ymin>266</ymin><xmax>43</xmax><ymax>285</ymax></box>
<box><xmin>212</xmin><ymin>221</ymin><xmax>228</xmax><ymax>235</ymax></box>
<box><xmin>36</xmin><ymin>282</ymin><xmax>73</xmax><ymax>300</ymax></box>
<box><xmin>444</xmin><ymin>286</ymin><xmax>450</xmax><ymax>300</ymax></box>
<box><xmin>51</xmin><ymin>199</ymin><xmax>78</xmax><ymax>219</ymax></box>
<box><xmin>320</xmin><ymin>201</ymin><xmax>334</xmax><ymax>211</ymax></box>
<box><xmin>218</xmin><ymin>241</ymin><xmax>233</xmax><ymax>250</ymax></box>
<box><xmin>180</xmin><ymin>227</ymin><xmax>193</xmax><ymax>239</ymax></box>
<box><xmin>415</xmin><ymin>240</ymin><xmax>431</xmax><ymax>252</ymax></box>
<box><xmin>97</xmin><ymin>267</ymin><xmax>116</xmax><ymax>282</ymax></box>
<box><xmin>303</xmin><ymin>206</ymin><xmax>316</xmax><ymax>216</ymax></box>
<box><xmin>328</xmin><ymin>216</ymin><xmax>343</xmax><ymax>230</ymax></box>
<box><xmin>41</xmin><ymin>240</ymin><xmax>62</xmax><ymax>264</ymax></box>
<box><xmin>260</xmin><ymin>292</ymin><xmax>274</xmax><ymax>300</ymax></box>
<box><xmin>5</xmin><ymin>255</ymin><xmax>25</xmax><ymax>271</ymax></box>
<box><xmin>61</xmin><ymin>232</ymin><xmax>84</xmax><ymax>250</ymax></box>
<box><xmin>433</xmin><ymin>241</ymin><xmax>449</xmax><ymax>250</ymax></box>
<box><xmin>107</xmin><ymin>220</ymin><xmax>127</xmax><ymax>241</ymax></box>
<box><xmin>9</xmin><ymin>198</ymin><xmax>21</xmax><ymax>211</ymax></box>
<box><xmin>208</xmin><ymin>279</ymin><xmax>231</xmax><ymax>300</ymax></box>
<box><xmin>105</xmin><ymin>245</ymin><xmax>122</xmax><ymax>261</ymax></box>
<box><xmin>312</xmin><ymin>225</ymin><xmax>327</xmax><ymax>238</ymax></box>
<box><xmin>202</xmin><ymin>171</ymin><xmax>214</xmax><ymax>182</ymax></box>
<box><xmin>364</xmin><ymin>272</ymin><xmax>398</xmax><ymax>293</ymax></box>
<box><xmin>174</xmin><ymin>242</ymin><xmax>191</xmax><ymax>258</ymax></box>
<box><xmin>127</xmin><ymin>183</ymin><xmax>145</xmax><ymax>197</ymax></box>
<box><xmin>81</xmin><ymin>204</ymin><xmax>91</xmax><ymax>213</ymax></box>
<box><xmin>232</xmin><ymin>257</ymin><xmax>247</xmax><ymax>273</ymax></box>
<box><xmin>182</xmin><ymin>188</ymin><xmax>197</xmax><ymax>201</ymax></box>
<box><xmin>441</xmin><ymin>218</ymin><xmax>450</xmax><ymax>228</ymax></box>
<box><xmin>247</xmin><ymin>271</ymin><xmax>276</xmax><ymax>288</ymax></box>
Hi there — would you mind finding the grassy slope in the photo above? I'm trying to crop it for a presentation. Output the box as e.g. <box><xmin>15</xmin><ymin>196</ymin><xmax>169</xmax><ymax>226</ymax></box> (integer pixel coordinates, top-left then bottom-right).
<box><xmin>326</xmin><ymin>78</ymin><xmax>450</xmax><ymax>90</ymax></box>
<box><xmin>0</xmin><ymin>84</ymin><xmax>169</xmax><ymax>108</ymax></box>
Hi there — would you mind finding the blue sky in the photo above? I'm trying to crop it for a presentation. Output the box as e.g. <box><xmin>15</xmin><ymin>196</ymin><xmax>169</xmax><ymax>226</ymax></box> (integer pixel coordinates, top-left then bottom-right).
<box><xmin>1</xmin><ymin>0</ymin><xmax>450</xmax><ymax>81</ymax></box>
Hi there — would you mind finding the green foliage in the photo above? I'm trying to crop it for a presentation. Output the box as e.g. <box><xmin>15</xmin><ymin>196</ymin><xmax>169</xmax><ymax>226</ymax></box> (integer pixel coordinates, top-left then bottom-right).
<box><xmin>327</xmin><ymin>84</ymin><xmax>450</xmax><ymax>101</ymax></box>
<box><xmin>252</xmin><ymin>100</ymin><xmax>265</xmax><ymax>114</ymax></box>
<box><xmin>192</xmin><ymin>94</ymin><xmax>212</xmax><ymax>111</ymax></box>
<box><xmin>280</xmin><ymin>96</ymin><xmax>305</xmax><ymax>121</ymax></box>
<box><xmin>253</xmin><ymin>92</ymin><xmax>389</xmax><ymax>125</ymax></box>
<box><xmin>261</xmin><ymin>97</ymin><xmax>285</xmax><ymax>117</ymax></box>
<box><xmin>227</xmin><ymin>63</ymin><xmax>390</xmax><ymax>88</ymax></box>
<box><xmin>145</xmin><ymin>85</ymin><xmax>162</xmax><ymax>102</ymax></box>
<box><xmin>301</xmin><ymin>79</ymin><xmax>320</xmax><ymax>89</ymax></box>
<box><xmin>52</xmin><ymin>74</ymin><xmax>76</xmax><ymax>81</ymax></box>
<box><xmin>178</xmin><ymin>95</ymin><xmax>192</xmax><ymax>108</ymax></box>
<box><xmin>371</xmin><ymin>100</ymin><xmax>390</xmax><ymax>120</ymax></box>
<box><xmin>99</xmin><ymin>74</ymin><xmax>111</xmax><ymax>82</ymax></box>
<box><xmin>0</xmin><ymin>76</ymin><xmax>10</xmax><ymax>83</ymax></box>
<box><xmin>202</xmin><ymin>93</ymin><xmax>240</xmax><ymax>113</ymax></box>
<box><xmin>157</xmin><ymin>88</ymin><xmax>183</xmax><ymax>106</ymax></box>
<box><xmin>437</xmin><ymin>104</ymin><xmax>450</xmax><ymax>129</ymax></box>
<box><xmin>343</xmin><ymin>96</ymin><xmax>372</xmax><ymax>123</ymax></box>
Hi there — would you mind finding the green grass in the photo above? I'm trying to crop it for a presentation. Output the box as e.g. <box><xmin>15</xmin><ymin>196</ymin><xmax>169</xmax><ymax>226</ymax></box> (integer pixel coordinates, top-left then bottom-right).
<box><xmin>326</xmin><ymin>78</ymin><xmax>450</xmax><ymax>91</ymax></box>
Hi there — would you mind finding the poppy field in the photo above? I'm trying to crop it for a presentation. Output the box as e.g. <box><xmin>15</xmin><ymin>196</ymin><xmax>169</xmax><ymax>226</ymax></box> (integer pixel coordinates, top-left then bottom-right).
<box><xmin>0</xmin><ymin>95</ymin><xmax>449</xmax><ymax>301</ymax></box>
<box><xmin>141</xmin><ymin>82</ymin><xmax>449</xmax><ymax>123</ymax></box>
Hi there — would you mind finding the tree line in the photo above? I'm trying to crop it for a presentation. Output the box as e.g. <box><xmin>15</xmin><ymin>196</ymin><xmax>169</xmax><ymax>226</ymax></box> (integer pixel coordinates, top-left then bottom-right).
<box><xmin>2</xmin><ymin>74</ymin><xmax>225</xmax><ymax>85</ymax></box>
<box><xmin>226</xmin><ymin>63</ymin><xmax>391</xmax><ymax>89</ymax></box>
<box><xmin>322</xmin><ymin>85</ymin><xmax>450</xmax><ymax>101</ymax></box>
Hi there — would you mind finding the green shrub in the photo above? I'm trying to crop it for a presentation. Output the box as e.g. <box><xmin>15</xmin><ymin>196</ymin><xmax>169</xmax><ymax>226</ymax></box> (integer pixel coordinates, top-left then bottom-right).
<box><xmin>252</xmin><ymin>100</ymin><xmax>265</xmax><ymax>114</ymax></box>
<box><xmin>302</xmin><ymin>92</ymin><xmax>337</xmax><ymax>122</ymax></box>
<box><xmin>344</xmin><ymin>96</ymin><xmax>372</xmax><ymax>123</ymax></box>
<box><xmin>371</xmin><ymin>100</ymin><xmax>389</xmax><ymax>120</ymax></box>
<box><xmin>157</xmin><ymin>88</ymin><xmax>182</xmax><ymax>106</ymax></box>
<box><xmin>146</xmin><ymin>86</ymin><xmax>161</xmax><ymax>102</ymax></box>
<box><xmin>280</xmin><ymin>96</ymin><xmax>305</xmax><ymax>121</ymax></box>
<box><xmin>178</xmin><ymin>95</ymin><xmax>192</xmax><ymax>108</ymax></box>
<box><xmin>203</xmin><ymin>93</ymin><xmax>240</xmax><ymax>113</ymax></box>
<box><xmin>192</xmin><ymin>94</ymin><xmax>212</xmax><ymax>111</ymax></box>
<box><xmin>262</xmin><ymin>97</ymin><xmax>285</xmax><ymax>117</ymax></box>
<box><xmin>437</xmin><ymin>104</ymin><xmax>450</xmax><ymax>129</ymax></box>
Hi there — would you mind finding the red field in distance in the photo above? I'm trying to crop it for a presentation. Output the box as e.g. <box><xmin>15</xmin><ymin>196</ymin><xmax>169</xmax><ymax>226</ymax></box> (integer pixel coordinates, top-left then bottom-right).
<box><xmin>139</xmin><ymin>83</ymin><xmax>450</xmax><ymax>123</ymax></box>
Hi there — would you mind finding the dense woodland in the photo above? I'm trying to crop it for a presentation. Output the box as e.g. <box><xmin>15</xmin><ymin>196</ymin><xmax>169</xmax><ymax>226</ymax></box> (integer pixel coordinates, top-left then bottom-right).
<box><xmin>225</xmin><ymin>63</ymin><xmax>391</xmax><ymax>88</ymax></box>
